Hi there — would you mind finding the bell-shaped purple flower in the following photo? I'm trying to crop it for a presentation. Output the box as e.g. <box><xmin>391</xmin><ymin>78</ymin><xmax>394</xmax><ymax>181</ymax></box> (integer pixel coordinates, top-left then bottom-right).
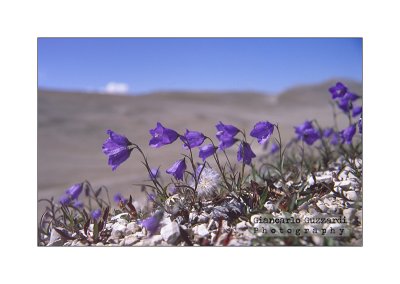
<box><xmin>140</xmin><ymin>211</ymin><xmax>163</xmax><ymax>235</ymax></box>
<box><xmin>237</xmin><ymin>141</ymin><xmax>256</xmax><ymax>165</ymax></box>
<box><xmin>72</xmin><ymin>200</ymin><xmax>84</xmax><ymax>209</ymax></box>
<box><xmin>343</xmin><ymin>92</ymin><xmax>360</xmax><ymax>101</ymax></box>
<box><xmin>330</xmin><ymin>132</ymin><xmax>340</xmax><ymax>145</ymax></box>
<box><xmin>342</xmin><ymin>124</ymin><xmax>356</xmax><ymax>144</ymax></box>
<box><xmin>250</xmin><ymin>121</ymin><xmax>274</xmax><ymax>144</ymax></box>
<box><xmin>352</xmin><ymin>105</ymin><xmax>362</xmax><ymax>117</ymax></box>
<box><xmin>91</xmin><ymin>209</ymin><xmax>102</xmax><ymax>221</ymax></box>
<box><xmin>329</xmin><ymin>82</ymin><xmax>348</xmax><ymax>99</ymax></box>
<box><xmin>337</xmin><ymin>97</ymin><xmax>352</xmax><ymax>113</ymax></box>
<box><xmin>113</xmin><ymin>192</ymin><xmax>127</xmax><ymax>205</ymax></box>
<box><xmin>166</xmin><ymin>158</ymin><xmax>187</xmax><ymax>180</ymax></box>
<box><xmin>216</xmin><ymin>131</ymin><xmax>238</xmax><ymax>150</ymax></box>
<box><xmin>270</xmin><ymin>143</ymin><xmax>279</xmax><ymax>154</ymax></box>
<box><xmin>66</xmin><ymin>183</ymin><xmax>83</xmax><ymax>200</ymax></box>
<box><xmin>149</xmin><ymin>122</ymin><xmax>179</xmax><ymax>148</ymax></box>
<box><xmin>199</xmin><ymin>143</ymin><xmax>217</xmax><ymax>161</ymax></box>
<box><xmin>102</xmin><ymin>129</ymin><xmax>134</xmax><ymax>171</ymax></box>
<box><xmin>323</xmin><ymin>128</ymin><xmax>334</xmax><ymax>138</ymax></box>
<box><xmin>180</xmin><ymin>129</ymin><xmax>205</xmax><ymax>149</ymax></box>
<box><xmin>59</xmin><ymin>194</ymin><xmax>70</xmax><ymax>206</ymax></box>
<box><xmin>216</xmin><ymin>121</ymin><xmax>240</xmax><ymax>137</ymax></box>
<box><xmin>295</xmin><ymin>121</ymin><xmax>320</xmax><ymax>145</ymax></box>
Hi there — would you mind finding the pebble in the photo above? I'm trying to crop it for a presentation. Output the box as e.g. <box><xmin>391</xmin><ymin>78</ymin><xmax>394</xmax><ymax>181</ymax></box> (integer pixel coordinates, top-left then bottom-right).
<box><xmin>345</xmin><ymin>191</ymin><xmax>358</xmax><ymax>201</ymax></box>
<box><xmin>160</xmin><ymin>222</ymin><xmax>181</xmax><ymax>244</ymax></box>
<box><xmin>193</xmin><ymin>224</ymin><xmax>210</xmax><ymax>237</ymax></box>
<box><xmin>126</xmin><ymin>222</ymin><xmax>140</xmax><ymax>235</ymax></box>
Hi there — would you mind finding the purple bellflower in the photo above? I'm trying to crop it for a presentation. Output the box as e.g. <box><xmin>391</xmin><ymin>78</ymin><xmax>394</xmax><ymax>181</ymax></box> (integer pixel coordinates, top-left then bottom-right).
<box><xmin>59</xmin><ymin>195</ymin><xmax>70</xmax><ymax>206</ymax></box>
<box><xmin>330</xmin><ymin>132</ymin><xmax>340</xmax><ymax>145</ymax></box>
<box><xmin>250</xmin><ymin>121</ymin><xmax>274</xmax><ymax>144</ymax></box>
<box><xmin>91</xmin><ymin>209</ymin><xmax>102</xmax><ymax>221</ymax></box>
<box><xmin>180</xmin><ymin>129</ymin><xmax>205</xmax><ymax>149</ymax></box>
<box><xmin>343</xmin><ymin>92</ymin><xmax>360</xmax><ymax>101</ymax></box>
<box><xmin>141</xmin><ymin>211</ymin><xmax>163</xmax><ymax>235</ymax></box>
<box><xmin>102</xmin><ymin>130</ymin><xmax>134</xmax><ymax>171</ymax></box>
<box><xmin>65</xmin><ymin>183</ymin><xmax>83</xmax><ymax>200</ymax></box>
<box><xmin>113</xmin><ymin>193</ymin><xmax>127</xmax><ymax>205</ymax></box>
<box><xmin>342</xmin><ymin>124</ymin><xmax>356</xmax><ymax>144</ymax></box>
<box><xmin>72</xmin><ymin>200</ymin><xmax>84</xmax><ymax>209</ymax></box>
<box><xmin>352</xmin><ymin>105</ymin><xmax>362</xmax><ymax>117</ymax></box>
<box><xmin>166</xmin><ymin>158</ymin><xmax>187</xmax><ymax>180</ymax></box>
<box><xmin>216</xmin><ymin>121</ymin><xmax>240</xmax><ymax>150</ymax></box>
<box><xmin>237</xmin><ymin>141</ymin><xmax>256</xmax><ymax>165</ymax></box>
<box><xmin>216</xmin><ymin>121</ymin><xmax>240</xmax><ymax>136</ymax></box>
<box><xmin>323</xmin><ymin>128</ymin><xmax>334</xmax><ymax>138</ymax></box>
<box><xmin>329</xmin><ymin>82</ymin><xmax>348</xmax><ymax>99</ymax></box>
<box><xmin>199</xmin><ymin>143</ymin><xmax>217</xmax><ymax>161</ymax></box>
<box><xmin>149</xmin><ymin>122</ymin><xmax>179</xmax><ymax>148</ymax></box>
<box><xmin>295</xmin><ymin>121</ymin><xmax>320</xmax><ymax>145</ymax></box>
<box><xmin>270</xmin><ymin>143</ymin><xmax>279</xmax><ymax>154</ymax></box>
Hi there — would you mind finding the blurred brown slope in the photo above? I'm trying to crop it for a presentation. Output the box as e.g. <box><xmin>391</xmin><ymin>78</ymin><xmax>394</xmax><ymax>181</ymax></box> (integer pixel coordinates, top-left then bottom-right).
<box><xmin>38</xmin><ymin>79</ymin><xmax>362</xmax><ymax>219</ymax></box>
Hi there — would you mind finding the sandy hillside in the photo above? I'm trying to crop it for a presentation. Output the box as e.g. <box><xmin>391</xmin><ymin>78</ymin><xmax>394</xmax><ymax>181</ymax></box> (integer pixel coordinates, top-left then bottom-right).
<box><xmin>37</xmin><ymin>79</ymin><xmax>362</xmax><ymax>220</ymax></box>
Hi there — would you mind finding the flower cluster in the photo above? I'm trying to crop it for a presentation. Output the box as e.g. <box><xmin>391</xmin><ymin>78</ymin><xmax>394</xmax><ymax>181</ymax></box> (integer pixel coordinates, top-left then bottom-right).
<box><xmin>329</xmin><ymin>82</ymin><xmax>362</xmax><ymax>115</ymax></box>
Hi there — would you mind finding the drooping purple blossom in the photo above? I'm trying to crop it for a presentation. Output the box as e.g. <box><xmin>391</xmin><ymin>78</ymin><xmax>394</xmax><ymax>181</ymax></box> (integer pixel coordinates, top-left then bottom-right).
<box><xmin>216</xmin><ymin>121</ymin><xmax>240</xmax><ymax>137</ymax></box>
<box><xmin>270</xmin><ymin>143</ymin><xmax>279</xmax><ymax>154</ymax></box>
<box><xmin>352</xmin><ymin>105</ymin><xmax>362</xmax><ymax>117</ymax></box>
<box><xmin>140</xmin><ymin>211</ymin><xmax>163</xmax><ymax>235</ymax></box>
<box><xmin>91</xmin><ymin>209</ymin><xmax>102</xmax><ymax>221</ymax></box>
<box><xmin>102</xmin><ymin>130</ymin><xmax>134</xmax><ymax>171</ymax></box>
<box><xmin>337</xmin><ymin>97</ymin><xmax>352</xmax><ymax>113</ymax></box>
<box><xmin>250</xmin><ymin>121</ymin><xmax>274</xmax><ymax>144</ymax></box>
<box><xmin>113</xmin><ymin>192</ymin><xmax>127</xmax><ymax>205</ymax></box>
<box><xmin>72</xmin><ymin>200</ymin><xmax>84</xmax><ymax>209</ymax></box>
<box><xmin>149</xmin><ymin>122</ymin><xmax>179</xmax><ymax>148</ymax></box>
<box><xmin>330</xmin><ymin>132</ymin><xmax>340</xmax><ymax>145</ymax></box>
<box><xmin>343</xmin><ymin>92</ymin><xmax>360</xmax><ymax>101</ymax></box>
<box><xmin>342</xmin><ymin>124</ymin><xmax>356</xmax><ymax>144</ymax></box>
<box><xmin>59</xmin><ymin>194</ymin><xmax>70</xmax><ymax>206</ymax></box>
<box><xmin>329</xmin><ymin>82</ymin><xmax>348</xmax><ymax>99</ymax></box>
<box><xmin>66</xmin><ymin>183</ymin><xmax>83</xmax><ymax>200</ymax></box>
<box><xmin>294</xmin><ymin>121</ymin><xmax>320</xmax><ymax>145</ymax></box>
<box><xmin>199</xmin><ymin>143</ymin><xmax>217</xmax><ymax>161</ymax></box>
<box><xmin>215</xmin><ymin>121</ymin><xmax>240</xmax><ymax>150</ymax></box>
<box><xmin>323</xmin><ymin>128</ymin><xmax>334</xmax><ymax>138</ymax></box>
<box><xmin>180</xmin><ymin>129</ymin><xmax>205</xmax><ymax>149</ymax></box>
<box><xmin>166</xmin><ymin>158</ymin><xmax>187</xmax><ymax>180</ymax></box>
<box><xmin>237</xmin><ymin>141</ymin><xmax>256</xmax><ymax>165</ymax></box>
<box><xmin>216</xmin><ymin>131</ymin><xmax>238</xmax><ymax>150</ymax></box>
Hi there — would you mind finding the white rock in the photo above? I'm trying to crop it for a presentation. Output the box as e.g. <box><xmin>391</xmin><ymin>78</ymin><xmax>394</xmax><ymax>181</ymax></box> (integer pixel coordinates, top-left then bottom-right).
<box><xmin>236</xmin><ymin>221</ymin><xmax>249</xmax><ymax>231</ymax></box>
<box><xmin>264</xmin><ymin>201</ymin><xmax>276</xmax><ymax>212</ymax></box>
<box><xmin>343</xmin><ymin>208</ymin><xmax>356</xmax><ymax>221</ymax></box>
<box><xmin>160</xmin><ymin>222</ymin><xmax>181</xmax><ymax>244</ymax></box>
<box><xmin>47</xmin><ymin>229</ymin><xmax>63</xmax><ymax>246</ymax></box>
<box><xmin>334</xmin><ymin>180</ymin><xmax>352</xmax><ymax>190</ymax></box>
<box><xmin>124</xmin><ymin>235</ymin><xmax>140</xmax><ymax>246</ymax></box>
<box><xmin>345</xmin><ymin>191</ymin><xmax>358</xmax><ymax>201</ymax></box>
<box><xmin>193</xmin><ymin>224</ymin><xmax>210</xmax><ymax>237</ymax></box>
<box><xmin>126</xmin><ymin>222</ymin><xmax>140</xmax><ymax>235</ymax></box>
<box><xmin>148</xmin><ymin>235</ymin><xmax>163</xmax><ymax>246</ymax></box>
<box><xmin>111</xmin><ymin>223</ymin><xmax>127</xmax><ymax>238</ymax></box>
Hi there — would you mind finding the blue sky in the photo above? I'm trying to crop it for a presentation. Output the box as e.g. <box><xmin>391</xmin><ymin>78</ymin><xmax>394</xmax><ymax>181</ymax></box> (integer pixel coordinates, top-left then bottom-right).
<box><xmin>38</xmin><ymin>38</ymin><xmax>362</xmax><ymax>95</ymax></box>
